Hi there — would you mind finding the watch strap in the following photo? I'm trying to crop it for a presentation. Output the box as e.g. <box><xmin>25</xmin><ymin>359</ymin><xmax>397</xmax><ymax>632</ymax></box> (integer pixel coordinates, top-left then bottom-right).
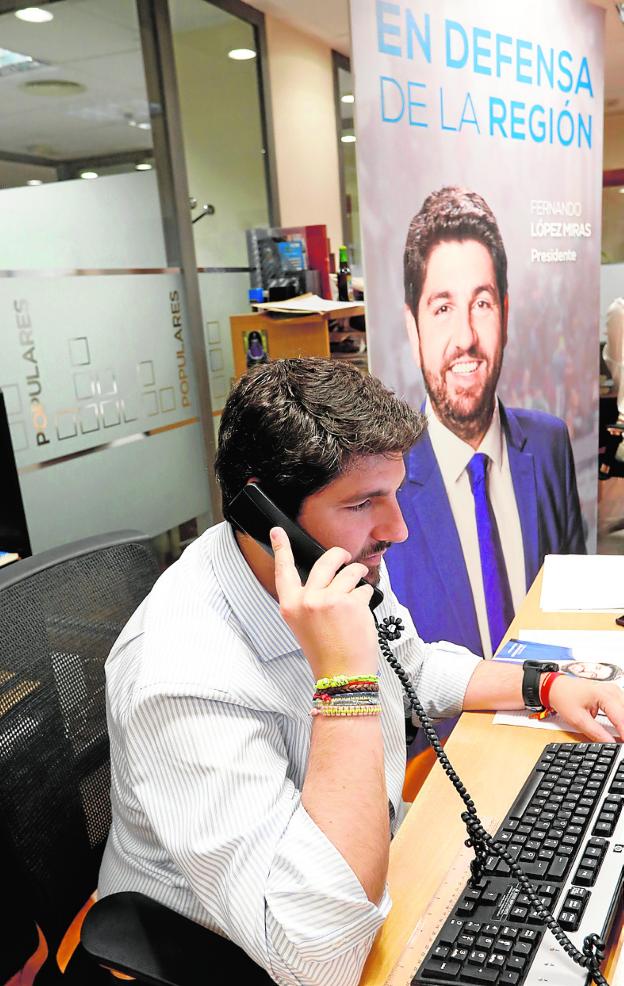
<box><xmin>522</xmin><ymin>660</ymin><xmax>560</xmax><ymax>711</ymax></box>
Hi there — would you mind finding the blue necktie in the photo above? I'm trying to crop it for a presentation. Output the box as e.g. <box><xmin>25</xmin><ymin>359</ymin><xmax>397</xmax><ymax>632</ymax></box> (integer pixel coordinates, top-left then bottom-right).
<box><xmin>466</xmin><ymin>453</ymin><xmax>514</xmax><ymax>653</ymax></box>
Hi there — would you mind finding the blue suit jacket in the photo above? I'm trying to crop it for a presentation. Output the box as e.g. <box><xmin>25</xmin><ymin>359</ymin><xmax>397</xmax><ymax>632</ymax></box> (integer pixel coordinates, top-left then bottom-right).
<box><xmin>387</xmin><ymin>404</ymin><xmax>586</xmax><ymax>657</ymax></box>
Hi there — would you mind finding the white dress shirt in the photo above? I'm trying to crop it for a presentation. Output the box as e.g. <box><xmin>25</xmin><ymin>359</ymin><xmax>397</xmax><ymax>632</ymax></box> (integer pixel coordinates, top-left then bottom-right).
<box><xmin>426</xmin><ymin>398</ymin><xmax>526</xmax><ymax>658</ymax></box>
<box><xmin>605</xmin><ymin>298</ymin><xmax>624</xmax><ymax>416</ymax></box>
<box><xmin>98</xmin><ymin>520</ymin><xmax>480</xmax><ymax>986</ymax></box>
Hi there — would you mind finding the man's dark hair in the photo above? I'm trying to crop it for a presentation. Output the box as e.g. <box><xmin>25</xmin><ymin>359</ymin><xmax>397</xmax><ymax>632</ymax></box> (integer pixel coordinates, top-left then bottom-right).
<box><xmin>404</xmin><ymin>186</ymin><xmax>508</xmax><ymax>319</ymax></box>
<box><xmin>216</xmin><ymin>358</ymin><xmax>425</xmax><ymax>522</ymax></box>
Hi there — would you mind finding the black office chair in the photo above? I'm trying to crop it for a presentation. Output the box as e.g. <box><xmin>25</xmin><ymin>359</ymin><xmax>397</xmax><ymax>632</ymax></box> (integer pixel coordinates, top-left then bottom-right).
<box><xmin>0</xmin><ymin>531</ymin><xmax>273</xmax><ymax>985</ymax></box>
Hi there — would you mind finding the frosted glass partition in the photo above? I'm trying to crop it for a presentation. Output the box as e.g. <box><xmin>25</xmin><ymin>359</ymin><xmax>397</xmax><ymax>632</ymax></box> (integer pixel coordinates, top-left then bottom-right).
<box><xmin>197</xmin><ymin>270</ymin><xmax>251</xmax><ymax>433</ymax></box>
<box><xmin>0</xmin><ymin>172</ymin><xmax>167</xmax><ymax>270</ymax></box>
<box><xmin>1</xmin><ymin>271</ymin><xmax>210</xmax><ymax>552</ymax></box>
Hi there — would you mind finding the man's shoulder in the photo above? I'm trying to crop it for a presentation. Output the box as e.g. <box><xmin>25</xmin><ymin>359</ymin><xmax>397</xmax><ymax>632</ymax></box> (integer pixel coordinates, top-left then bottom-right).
<box><xmin>503</xmin><ymin>404</ymin><xmax>569</xmax><ymax>442</ymax></box>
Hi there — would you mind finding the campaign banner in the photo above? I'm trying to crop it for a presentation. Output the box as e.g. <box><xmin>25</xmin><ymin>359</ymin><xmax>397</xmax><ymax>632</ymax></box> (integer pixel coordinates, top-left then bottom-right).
<box><xmin>351</xmin><ymin>0</ymin><xmax>604</xmax><ymax>658</ymax></box>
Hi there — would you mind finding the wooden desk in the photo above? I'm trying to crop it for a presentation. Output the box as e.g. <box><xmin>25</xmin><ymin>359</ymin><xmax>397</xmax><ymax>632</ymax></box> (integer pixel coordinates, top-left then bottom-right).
<box><xmin>361</xmin><ymin>570</ymin><xmax>624</xmax><ymax>985</ymax></box>
<box><xmin>230</xmin><ymin>309</ymin><xmax>365</xmax><ymax>379</ymax></box>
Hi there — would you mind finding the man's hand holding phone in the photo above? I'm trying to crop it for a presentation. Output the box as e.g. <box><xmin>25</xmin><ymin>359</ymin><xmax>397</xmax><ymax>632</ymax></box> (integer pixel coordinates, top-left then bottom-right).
<box><xmin>270</xmin><ymin>526</ymin><xmax>378</xmax><ymax>681</ymax></box>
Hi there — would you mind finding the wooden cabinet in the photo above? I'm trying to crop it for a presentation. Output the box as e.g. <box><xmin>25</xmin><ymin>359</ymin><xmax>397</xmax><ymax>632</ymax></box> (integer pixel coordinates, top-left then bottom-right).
<box><xmin>230</xmin><ymin>309</ymin><xmax>366</xmax><ymax>379</ymax></box>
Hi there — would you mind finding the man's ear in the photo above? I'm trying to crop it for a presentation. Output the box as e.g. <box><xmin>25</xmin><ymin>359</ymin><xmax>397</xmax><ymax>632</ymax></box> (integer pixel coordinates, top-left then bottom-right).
<box><xmin>502</xmin><ymin>295</ymin><xmax>509</xmax><ymax>349</ymax></box>
<box><xmin>404</xmin><ymin>304</ymin><xmax>421</xmax><ymax>367</ymax></box>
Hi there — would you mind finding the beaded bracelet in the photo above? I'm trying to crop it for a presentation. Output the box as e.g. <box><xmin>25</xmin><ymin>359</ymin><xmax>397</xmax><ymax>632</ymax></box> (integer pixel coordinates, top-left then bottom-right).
<box><xmin>315</xmin><ymin>674</ymin><xmax>379</xmax><ymax>691</ymax></box>
<box><xmin>311</xmin><ymin>704</ymin><xmax>382</xmax><ymax>717</ymax></box>
<box><xmin>313</xmin><ymin>680</ymin><xmax>380</xmax><ymax>698</ymax></box>
<box><xmin>312</xmin><ymin>692</ymin><xmax>379</xmax><ymax>709</ymax></box>
<box><xmin>313</xmin><ymin>681</ymin><xmax>379</xmax><ymax>699</ymax></box>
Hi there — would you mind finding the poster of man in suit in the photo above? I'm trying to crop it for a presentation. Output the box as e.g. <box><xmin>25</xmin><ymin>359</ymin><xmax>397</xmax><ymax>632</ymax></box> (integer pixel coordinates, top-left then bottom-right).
<box><xmin>387</xmin><ymin>186</ymin><xmax>585</xmax><ymax>658</ymax></box>
<box><xmin>349</xmin><ymin>0</ymin><xmax>603</xmax><ymax>657</ymax></box>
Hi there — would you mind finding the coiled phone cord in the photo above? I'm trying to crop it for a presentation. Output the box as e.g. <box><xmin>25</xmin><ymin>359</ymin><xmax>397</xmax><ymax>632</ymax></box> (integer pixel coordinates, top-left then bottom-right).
<box><xmin>376</xmin><ymin>614</ymin><xmax>609</xmax><ymax>986</ymax></box>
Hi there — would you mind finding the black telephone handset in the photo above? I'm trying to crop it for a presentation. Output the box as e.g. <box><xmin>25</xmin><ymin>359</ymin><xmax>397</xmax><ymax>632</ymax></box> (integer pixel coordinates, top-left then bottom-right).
<box><xmin>229</xmin><ymin>482</ymin><xmax>384</xmax><ymax>611</ymax></box>
<box><xmin>228</xmin><ymin>482</ymin><xmax>608</xmax><ymax>986</ymax></box>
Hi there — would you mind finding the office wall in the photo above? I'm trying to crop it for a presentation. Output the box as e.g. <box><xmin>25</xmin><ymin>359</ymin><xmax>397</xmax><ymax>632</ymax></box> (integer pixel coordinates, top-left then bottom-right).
<box><xmin>265</xmin><ymin>15</ymin><xmax>343</xmax><ymax>259</ymax></box>
<box><xmin>603</xmin><ymin>113</ymin><xmax>624</xmax><ymax>263</ymax></box>
<box><xmin>604</xmin><ymin>113</ymin><xmax>624</xmax><ymax>169</ymax></box>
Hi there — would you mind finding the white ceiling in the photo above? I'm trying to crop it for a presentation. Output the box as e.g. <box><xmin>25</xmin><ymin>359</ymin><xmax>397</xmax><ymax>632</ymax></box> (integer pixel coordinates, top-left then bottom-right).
<box><xmin>0</xmin><ymin>0</ymin><xmax>622</xmax><ymax>171</ymax></box>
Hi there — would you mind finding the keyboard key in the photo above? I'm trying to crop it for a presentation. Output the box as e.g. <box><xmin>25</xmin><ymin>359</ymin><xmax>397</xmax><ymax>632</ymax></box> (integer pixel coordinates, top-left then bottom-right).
<box><xmin>467</xmin><ymin>950</ymin><xmax>487</xmax><ymax>965</ymax></box>
<box><xmin>513</xmin><ymin>941</ymin><xmax>532</xmax><ymax>956</ymax></box>
<box><xmin>483</xmin><ymin>924</ymin><xmax>500</xmax><ymax>936</ymax></box>
<box><xmin>456</xmin><ymin>899</ymin><xmax>476</xmax><ymax>916</ymax></box>
<box><xmin>574</xmin><ymin>868</ymin><xmax>597</xmax><ymax>887</ymax></box>
<box><xmin>548</xmin><ymin>855</ymin><xmax>569</xmax><ymax>879</ymax></box>
<box><xmin>523</xmin><ymin>858</ymin><xmax>550</xmax><ymax>878</ymax></box>
<box><xmin>507</xmin><ymin>955</ymin><xmax>527</xmax><ymax>971</ymax></box>
<box><xmin>461</xmin><ymin>967</ymin><xmax>499</xmax><ymax>983</ymax></box>
<box><xmin>487</xmin><ymin>953</ymin><xmax>506</xmax><ymax>968</ymax></box>
<box><xmin>438</xmin><ymin>918</ymin><xmax>463</xmax><ymax>946</ymax></box>
<box><xmin>421</xmin><ymin>958</ymin><xmax>461</xmax><ymax>980</ymax></box>
<box><xmin>510</xmin><ymin>906</ymin><xmax>528</xmax><ymax>921</ymax></box>
<box><xmin>559</xmin><ymin>910</ymin><xmax>579</xmax><ymax>930</ymax></box>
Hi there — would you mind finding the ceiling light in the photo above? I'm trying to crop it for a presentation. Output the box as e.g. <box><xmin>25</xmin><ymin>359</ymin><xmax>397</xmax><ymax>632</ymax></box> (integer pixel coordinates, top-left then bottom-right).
<box><xmin>341</xmin><ymin>134</ymin><xmax>356</xmax><ymax>143</ymax></box>
<box><xmin>26</xmin><ymin>178</ymin><xmax>43</xmax><ymax>185</ymax></box>
<box><xmin>15</xmin><ymin>7</ymin><xmax>53</xmax><ymax>22</ymax></box>
<box><xmin>135</xmin><ymin>162</ymin><xmax>152</xmax><ymax>171</ymax></box>
<box><xmin>619</xmin><ymin>188</ymin><xmax>624</xmax><ymax>194</ymax></box>
<box><xmin>341</xmin><ymin>94</ymin><xmax>355</xmax><ymax>104</ymax></box>
<box><xmin>228</xmin><ymin>48</ymin><xmax>256</xmax><ymax>60</ymax></box>
<box><xmin>80</xmin><ymin>171</ymin><xmax>98</xmax><ymax>180</ymax></box>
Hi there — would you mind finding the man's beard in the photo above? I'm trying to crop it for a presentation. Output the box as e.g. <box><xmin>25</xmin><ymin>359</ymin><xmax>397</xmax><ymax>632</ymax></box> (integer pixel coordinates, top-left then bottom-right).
<box><xmin>422</xmin><ymin>348</ymin><xmax>502</xmax><ymax>444</ymax></box>
<box><xmin>353</xmin><ymin>540</ymin><xmax>392</xmax><ymax>586</ymax></box>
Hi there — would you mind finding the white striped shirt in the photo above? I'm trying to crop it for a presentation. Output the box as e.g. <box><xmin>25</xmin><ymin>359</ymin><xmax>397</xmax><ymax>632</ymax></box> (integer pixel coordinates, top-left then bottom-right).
<box><xmin>98</xmin><ymin>521</ymin><xmax>480</xmax><ymax>986</ymax></box>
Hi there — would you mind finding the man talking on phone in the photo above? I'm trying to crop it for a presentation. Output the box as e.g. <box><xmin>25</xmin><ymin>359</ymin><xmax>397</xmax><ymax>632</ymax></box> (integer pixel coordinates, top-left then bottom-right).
<box><xmin>99</xmin><ymin>358</ymin><xmax>624</xmax><ymax>986</ymax></box>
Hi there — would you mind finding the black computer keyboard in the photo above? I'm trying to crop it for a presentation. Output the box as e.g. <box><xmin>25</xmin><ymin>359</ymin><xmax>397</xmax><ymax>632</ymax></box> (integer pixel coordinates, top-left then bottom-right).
<box><xmin>415</xmin><ymin>742</ymin><xmax>624</xmax><ymax>986</ymax></box>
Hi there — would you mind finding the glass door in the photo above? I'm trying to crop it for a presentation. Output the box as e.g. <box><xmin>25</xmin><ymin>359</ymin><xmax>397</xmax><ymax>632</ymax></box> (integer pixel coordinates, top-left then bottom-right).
<box><xmin>169</xmin><ymin>0</ymin><xmax>274</xmax><ymax>436</ymax></box>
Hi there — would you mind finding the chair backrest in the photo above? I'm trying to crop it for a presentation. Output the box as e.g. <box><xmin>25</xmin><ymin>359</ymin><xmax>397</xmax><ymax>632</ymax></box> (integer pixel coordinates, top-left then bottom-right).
<box><xmin>0</xmin><ymin>531</ymin><xmax>160</xmax><ymax>972</ymax></box>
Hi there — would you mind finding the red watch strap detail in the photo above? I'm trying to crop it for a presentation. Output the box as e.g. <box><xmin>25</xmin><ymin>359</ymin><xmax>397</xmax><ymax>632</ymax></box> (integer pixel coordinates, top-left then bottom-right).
<box><xmin>540</xmin><ymin>671</ymin><xmax>563</xmax><ymax>711</ymax></box>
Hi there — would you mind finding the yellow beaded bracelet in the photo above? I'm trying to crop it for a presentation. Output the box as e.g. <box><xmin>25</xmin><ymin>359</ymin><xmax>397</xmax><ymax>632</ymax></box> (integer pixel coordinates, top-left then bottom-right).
<box><xmin>310</xmin><ymin>705</ymin><xmax>381</xmax><ymax>717</ymax></box>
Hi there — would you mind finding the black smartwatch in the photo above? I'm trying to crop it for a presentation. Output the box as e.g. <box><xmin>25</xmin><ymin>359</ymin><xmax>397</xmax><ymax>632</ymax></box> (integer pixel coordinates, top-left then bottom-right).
<box><xmin>522</xmin><ymin>660</ymin><xmax>560</xmax><ymax>712</ymax></box>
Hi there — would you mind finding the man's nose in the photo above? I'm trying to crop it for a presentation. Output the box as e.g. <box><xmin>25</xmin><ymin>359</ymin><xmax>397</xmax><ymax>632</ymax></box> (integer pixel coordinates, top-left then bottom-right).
<box><xmin>452</xmin><ymin>309</ymin><xmax>478</xmax><ymax>352</ymax></box>
<box><xmin>374</xmin><ymin>500</ymin><xmax>408</xmax><ymax>545</ymax></box>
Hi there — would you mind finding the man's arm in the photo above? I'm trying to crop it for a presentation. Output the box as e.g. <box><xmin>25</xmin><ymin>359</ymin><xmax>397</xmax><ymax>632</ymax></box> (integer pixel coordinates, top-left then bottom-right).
<box><xmin>464</xmin><ymin>658</ymin><xmax>624</xmax><ymax>740</ymax></box>
<box><xmin>272</xmin><ymin>528</ymin><xmax>390</xmax><ymax>905</ymax></box>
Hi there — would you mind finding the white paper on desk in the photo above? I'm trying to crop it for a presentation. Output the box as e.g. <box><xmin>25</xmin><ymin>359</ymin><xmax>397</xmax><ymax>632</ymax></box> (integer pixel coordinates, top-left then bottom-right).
<box><xmin>540</xmin><ymin>554</ymin><xmax>624</xmax><ymax>611</ymax></box>
<box><xmin>252</xmin><ymin>293</ymin><xmax>362</xmax><ymax>315</ymax></box>
<box><xmin>494</xmin><ymin>628</ymin><xmax>624</xmax><ymax>735</ymax></box>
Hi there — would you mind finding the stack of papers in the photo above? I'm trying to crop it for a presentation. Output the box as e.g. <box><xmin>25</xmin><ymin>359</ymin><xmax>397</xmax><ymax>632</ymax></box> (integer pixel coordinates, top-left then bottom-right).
<box><xmin>251</xmin><ymin>293</ymin><xmax>363</xmax><ymax>317</ymax></box>
<box><xmin>540</xmin><ymin>554</ymin><xmax>624</xmax><ymax>611</ymax></box>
